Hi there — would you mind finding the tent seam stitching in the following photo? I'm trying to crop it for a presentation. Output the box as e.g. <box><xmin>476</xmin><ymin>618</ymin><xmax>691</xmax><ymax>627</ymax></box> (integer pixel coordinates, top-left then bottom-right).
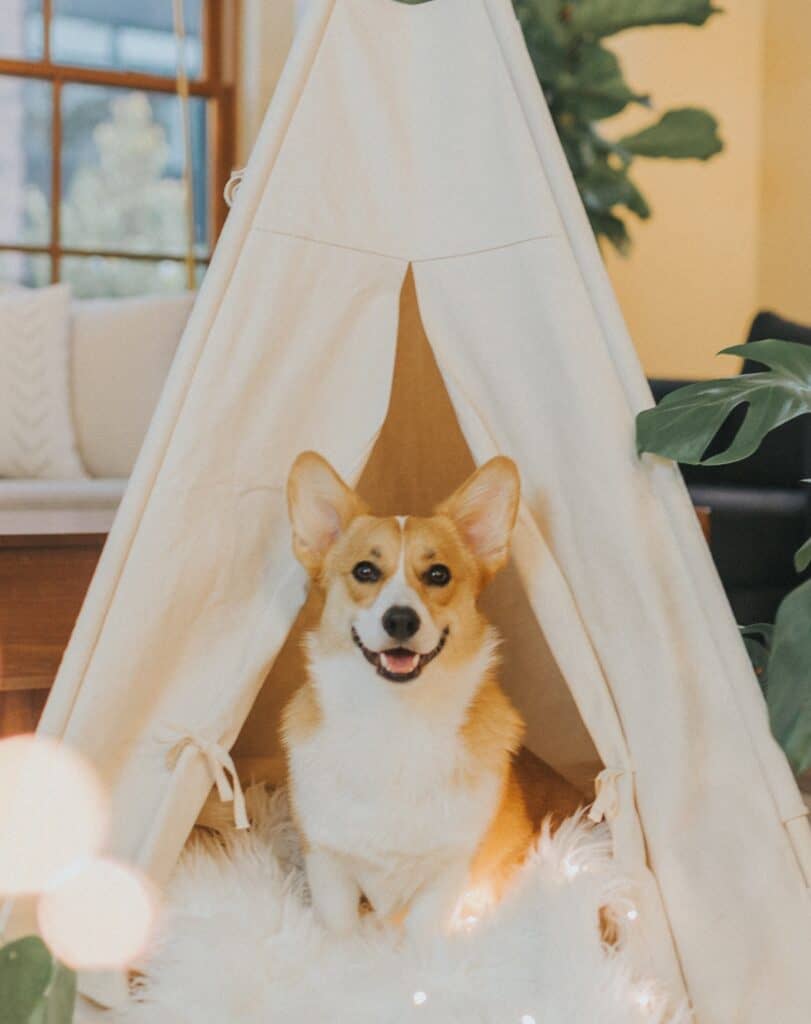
<box><xmin>254</xmin><ymin>227</ymin><xmax>556</xmax><ymax>263</ymax></box>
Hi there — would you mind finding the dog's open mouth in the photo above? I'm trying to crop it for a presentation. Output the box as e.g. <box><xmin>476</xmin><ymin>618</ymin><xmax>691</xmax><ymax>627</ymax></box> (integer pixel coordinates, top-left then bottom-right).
<box><xmin>351</xmin><ymin>627</ymin><xmax>450</xmax><ymax>683</ymax></box>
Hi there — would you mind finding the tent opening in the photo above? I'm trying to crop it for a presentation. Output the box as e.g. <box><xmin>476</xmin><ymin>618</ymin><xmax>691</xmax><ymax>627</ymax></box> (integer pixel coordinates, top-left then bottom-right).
<box><xmin>233</xmin><ymin>268</ymin><xmax>601</xmax><ymax>798</ymax></box>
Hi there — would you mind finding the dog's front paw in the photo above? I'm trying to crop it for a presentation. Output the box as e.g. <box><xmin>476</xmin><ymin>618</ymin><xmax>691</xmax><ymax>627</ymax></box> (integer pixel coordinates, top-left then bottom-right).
<box><xmin>306</xmin><ymin>849</ymin><xmax>362</xmax><ymax>935</ymax></box>
<box><xmin>403</xmin><ymin>863</ymin><xmax>468</xmax><ymax>940</ymax></box>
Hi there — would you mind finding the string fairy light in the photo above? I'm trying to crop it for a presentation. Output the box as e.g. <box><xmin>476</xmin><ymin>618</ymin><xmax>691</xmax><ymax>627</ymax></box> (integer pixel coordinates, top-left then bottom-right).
<box><xmin>440</xmin><ymin>836</ymin><xmax>674</xmax><ymax>1021</ymax></box>
<box><xmin>631</xmin><ymin>979</ymin><xmax>669</xmax><ymax>1017</ymax></box>
<box><xmin>451</xmin><ymin>881</ymin><xmax>495</xmax><ymax>933</ymax></box>
<box><xmin>562</xmin><ymin>855</ymin><xmax>582</xmax><ymax>880</ymax></box>
<box><xmin>412</xmin><ymin>990</ymin><xmax>428</xmax><ymax>1007</ymax></box>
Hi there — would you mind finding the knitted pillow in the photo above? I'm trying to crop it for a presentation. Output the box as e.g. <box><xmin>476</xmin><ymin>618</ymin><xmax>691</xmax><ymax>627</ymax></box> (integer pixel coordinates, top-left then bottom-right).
<box><xmin>0</xmin><ymin>284</ymin><xmax>86</xmax><ymax>479</ymax></box>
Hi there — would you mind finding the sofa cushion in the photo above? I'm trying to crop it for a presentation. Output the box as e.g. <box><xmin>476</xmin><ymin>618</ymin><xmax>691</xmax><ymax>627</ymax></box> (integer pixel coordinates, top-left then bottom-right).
<box><xmin>71</xmin><ymin>292</ymin><xmax>194</xmax><ymax>478</ymax></box>
<box><xmin>0</xmin><ymin>284</ymin><xmax>87</xmax><ymax>480</ymax></box>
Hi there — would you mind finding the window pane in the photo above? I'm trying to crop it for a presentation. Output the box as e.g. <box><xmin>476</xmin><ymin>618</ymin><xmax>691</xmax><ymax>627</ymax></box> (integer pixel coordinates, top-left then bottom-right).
<box><xmin>0</xmin><ymin>250</ymin><xmax>51</xmax><ymax>288</ymax></box>
<box><xmin>61</xmin><ymin>85</ymin><xmax>209</xmax><ymax>257</ymax></box>
<box><xmin>0</xmin><ymin>77</ymin><xmax>52</xmax><ymax>246</ymax></box>
<box><xmin>52</xmin><ymin>0</ymin><xmax>203</xmax><ymax>78</ymax></box>
<box><xmin>61</xmin><ymin>254</ymin><xmax>205</xmax><ymax>299</ymax></box>
<box><xmin>0</xmin><ymin>0</ymin><xmax>45</xmax><ymax>60</ymax></box>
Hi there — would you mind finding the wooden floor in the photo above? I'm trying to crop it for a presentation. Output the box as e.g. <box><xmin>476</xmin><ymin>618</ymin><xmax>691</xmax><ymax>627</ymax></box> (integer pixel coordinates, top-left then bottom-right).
<box><xmin>0</xmin><ymin>533</ymin><xmax>105</xmax><ymax>737</ymax></box>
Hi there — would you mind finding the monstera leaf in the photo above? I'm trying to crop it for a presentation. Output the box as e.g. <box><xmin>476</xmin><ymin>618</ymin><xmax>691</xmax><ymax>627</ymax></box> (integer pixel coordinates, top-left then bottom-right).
<box><xmin>762</xmin><ymin>581</ymin><xmax>811</xmax><ymax>777</ymax></box>
<box><xmin>636</xmin><ymin>340</ymin><xmax>811</xmax><ymax>465</ymax></box>
<box><xmin>571</xmin><ymin>0</ymin><xmax>721</xmax><ymax>36</ymax></box>
<box><xmin>796</xmin><ymin>538</ymin><xmax>811</xmax><ymax>574</ymax></box>
<box><xmin>739</xmin><ymin>623</ymin><xmax>774</xmax><ymax>691</ymax></box>
<box><xmin>0</xmin><ymin>937</ymin><xmax>76</xmax><ymax>1024</ymax></box>
<box><xmin>619</xmin><ymin>108</ymin><xmax>723</xmax><ymax>160</ymax></box>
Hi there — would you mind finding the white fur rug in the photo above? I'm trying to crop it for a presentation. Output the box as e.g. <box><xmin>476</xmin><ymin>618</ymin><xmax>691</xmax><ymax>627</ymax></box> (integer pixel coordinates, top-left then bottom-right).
<box><xmin>118</xmin><ymin>789</ymin><xmax>688</xmax><ymax>1024</ymax></box>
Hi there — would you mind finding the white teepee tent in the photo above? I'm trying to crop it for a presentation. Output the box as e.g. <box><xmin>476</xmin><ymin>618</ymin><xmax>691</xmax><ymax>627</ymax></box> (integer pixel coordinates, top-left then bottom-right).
<box><xmin>29</xmin><ymin>0</ymin><xmax>811</xmax><ymax>1019</ymax></box>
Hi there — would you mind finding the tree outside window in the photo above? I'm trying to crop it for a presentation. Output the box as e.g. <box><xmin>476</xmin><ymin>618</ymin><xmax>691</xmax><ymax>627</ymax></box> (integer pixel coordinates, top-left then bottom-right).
<box><xmin>0</xmin><ymin>0</ymin><xmax>235</xmax><ymax>298</ymax></box>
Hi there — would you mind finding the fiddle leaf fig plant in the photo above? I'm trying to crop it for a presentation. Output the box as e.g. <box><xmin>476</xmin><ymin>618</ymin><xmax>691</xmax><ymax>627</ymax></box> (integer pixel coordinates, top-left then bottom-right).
<box><xmin>635</xmin><ymin>339</ymin><xmax>811</xmax><ymax>779</ymax></box>
<box><xmin>0</xmin><ymin>936</ymin><xmax>76</xmax><ymax>1024</ymax></box>
<box><xmin>568</xmin><ymin>0</ymin><xmax>723</xmax><ymax>35</ymax></box>
<box><xmin>513</xmin><ymin>0</ymin><xmax>723</xmax><ymax>252</ymax></box>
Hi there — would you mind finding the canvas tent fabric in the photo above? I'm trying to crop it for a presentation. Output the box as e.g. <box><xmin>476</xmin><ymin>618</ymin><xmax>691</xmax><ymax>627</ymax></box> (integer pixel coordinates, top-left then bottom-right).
<box><xmin>23</xmin><ymin>0</ymin><xmax>810</xmax><ymax>1019</ymax></box>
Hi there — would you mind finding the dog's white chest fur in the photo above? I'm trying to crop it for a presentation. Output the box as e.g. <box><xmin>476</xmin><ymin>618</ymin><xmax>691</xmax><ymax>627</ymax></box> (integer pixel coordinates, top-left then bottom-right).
<box><xmin>288</xmin><ymin>649</ymin><xmax>501</xmax><ymax>917</ymax></box>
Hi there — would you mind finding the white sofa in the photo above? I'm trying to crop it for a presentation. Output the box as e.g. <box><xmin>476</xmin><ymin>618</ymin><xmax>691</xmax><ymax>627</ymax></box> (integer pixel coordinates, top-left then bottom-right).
<box><xmin>0</xmin><ymin>292</ymin><xmax>194</xmax><ymax>534</ymax></box>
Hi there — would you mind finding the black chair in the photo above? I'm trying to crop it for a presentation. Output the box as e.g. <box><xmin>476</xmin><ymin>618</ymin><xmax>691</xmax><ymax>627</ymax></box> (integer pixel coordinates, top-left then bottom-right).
<box><xmin>649</xmin><ymin>312</ymin><xmax>811</xmax><ymax>625</ymax></box>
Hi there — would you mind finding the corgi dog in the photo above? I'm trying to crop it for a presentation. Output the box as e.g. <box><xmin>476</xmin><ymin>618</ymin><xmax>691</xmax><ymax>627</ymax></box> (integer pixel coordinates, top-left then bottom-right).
<box><xmin>282</xmin><ymin>452</ymin><xmax>582</xmax><ymax>936</ymax></box>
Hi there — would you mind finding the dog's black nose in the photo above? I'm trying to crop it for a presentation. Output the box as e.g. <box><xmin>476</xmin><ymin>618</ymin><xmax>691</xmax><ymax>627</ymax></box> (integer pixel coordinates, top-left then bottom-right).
<box><xmin>382</xmin><ymin>606</ymin><xmax>421</xmax><ymax>642</ymax></box>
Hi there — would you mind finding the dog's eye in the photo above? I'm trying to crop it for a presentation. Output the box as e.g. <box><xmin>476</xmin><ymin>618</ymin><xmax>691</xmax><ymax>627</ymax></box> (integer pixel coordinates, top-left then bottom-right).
<box><xmin>424</xmin><ymin>564</ymin><xmax>452</xmax><ymax>587</ymax></box>
<box><xmin>352</xmin><ymin>561</ymin><xmax>382</xmax><ymax>583</ymax></box>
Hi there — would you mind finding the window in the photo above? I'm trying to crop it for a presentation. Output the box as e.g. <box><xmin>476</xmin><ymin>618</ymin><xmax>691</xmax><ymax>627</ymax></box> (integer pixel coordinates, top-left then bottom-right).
<box><xmin>0</xmin><ymin>0</ymin><xmax>236</xmax><ymax>298</ymax></box>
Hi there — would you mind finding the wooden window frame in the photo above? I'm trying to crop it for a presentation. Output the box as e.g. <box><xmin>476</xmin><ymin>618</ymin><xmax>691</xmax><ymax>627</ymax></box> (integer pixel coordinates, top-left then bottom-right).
<box><xmin>0</xmin><ymin>0</ymin><xmax>237</xmax><ymax>283</ymax></box>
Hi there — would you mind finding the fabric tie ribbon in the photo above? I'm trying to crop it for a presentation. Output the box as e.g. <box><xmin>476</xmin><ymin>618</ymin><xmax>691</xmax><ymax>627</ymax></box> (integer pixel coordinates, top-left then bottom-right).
<box><xmin>164</xmin><ymin>728</ymin><xmax>250</xmax><ymax>831</ymax></box>
<box><xmin>223</xmin><ymin>168</ymin><xmax>245</xmax><ymax>208</ymax></box>
<box><xmin>588</xmin><ymin>768</ymin><xmax>624</xmax><ymax>824</ymax></box>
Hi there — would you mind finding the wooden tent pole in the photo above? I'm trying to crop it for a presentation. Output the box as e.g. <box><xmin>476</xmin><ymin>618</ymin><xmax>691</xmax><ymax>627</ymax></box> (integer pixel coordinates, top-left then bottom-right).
<box><xmin>173</xmin><ymin>0</ymin><xmax>197</xmax><ymax>291</ymax></box>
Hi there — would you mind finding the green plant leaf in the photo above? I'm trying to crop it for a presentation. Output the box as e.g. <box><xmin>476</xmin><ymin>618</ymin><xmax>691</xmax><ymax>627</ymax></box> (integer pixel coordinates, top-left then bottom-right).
<box><xmin>0</xmin><ymin>937</ymin><xmax>54</xmax><ymax>1024</ymax></box>
<box><xmin>558</xmin><ymin>44</ymin><xmax>648</xmax><ymax>120</ymax></box>
<box><xmin>765</xmin><ymin>581</ymin><xmax>811</xmax><ymax>776</ymax></box>
<box><xmin>513</xmin><ymin>0</ymin><xmax>569</xmax><ymax>84</ymax></box>
<box><xmin>589</xmin><ymin>210</ymin><xmax>631</xmax><ymax>254</ymax></box>
<box><xmin>636</xmin><ymin>340</ymin><xmax>811</xmax><ymax>465</ymax></box>
<box><xmin>796</xmin><ymin>537</ymin><xmax>811</xmax><ymax>574</ymax></box>
<box><xmin>619</xmin><ymin>107</ymin><xmax>722</xmax><ymax>159</ymax></box>
<box><xmin>31</xmin><ymin>963</ymin><xmax>76</xmax><ymax>1024</ymax></box>
<box><xmin>578</xmin><ymin>161</ymin><xmax>651</xmax><ymax>218</ymax></box>
<box><xmin>571</xmin><ymin>0</ymin><xmax>721</xmax><ymax>37</ymax></box>
<box><xmin>740</xmin><ymin>623</ymin><xmax>774</xmax><ymax>692</ymax></box>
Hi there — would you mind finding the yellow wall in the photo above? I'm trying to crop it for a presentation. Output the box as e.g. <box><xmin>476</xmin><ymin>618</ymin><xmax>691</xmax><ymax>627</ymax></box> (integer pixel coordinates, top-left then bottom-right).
<box><xmin>758</xmin><ymin>0</ymin><xmax>811</xmax><ymax>326</ymax></box>
<box><xmin>606</xmin><ymin>1</ymin><xmax>811</xmax><ymax>379</ymax></box>
<box><xmin>604</xmin><ymin>4</ymin><xmax>766</xmax><ymax>379</ymax></box>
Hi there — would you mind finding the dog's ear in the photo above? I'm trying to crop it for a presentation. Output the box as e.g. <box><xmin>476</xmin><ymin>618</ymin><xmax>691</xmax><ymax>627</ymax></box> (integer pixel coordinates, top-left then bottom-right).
<box><xmin>287</xmin><ymin>452</ymin><xmax>365</xmax><ymax>577</ymax></box>
<box><xmin>437</xmin><ymin>457</ymin><xmax>520</xmax><ymax>581</ymax></box>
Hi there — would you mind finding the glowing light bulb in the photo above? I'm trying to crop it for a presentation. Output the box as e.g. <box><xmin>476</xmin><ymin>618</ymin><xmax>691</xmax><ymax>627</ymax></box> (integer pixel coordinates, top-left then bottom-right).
<box><xmin>626</xmin><ymin>907</ymin><xmax>639</xmax><ymax>922</ymax></box>
<box><xmin>521</xmin><ymin>1015</ymin><xmax>537</xmax><ymax>1024</ymax></box>
<box><xmin>38</xmin><ymin>857</ymin><xmax>157</xmax><ymax>969</ymax></box>
<box><xmin>451</xmin><ymin>883</ymin><xmax>494</xmax><ymax>932</ymax></box>
<box><xmin>413</xmin><ymin>990</ymin><xmax>428</xmax><ymax>1007</ymax></box>
<box><xmin>0</xmin><ymin>735</ymin><xmax>109</xmax><ymax>894</ymax></box>
<box><xmin>631</xmin><ymin>983</ymin><xmax>658</xmax><ymax>1014</ymax></box>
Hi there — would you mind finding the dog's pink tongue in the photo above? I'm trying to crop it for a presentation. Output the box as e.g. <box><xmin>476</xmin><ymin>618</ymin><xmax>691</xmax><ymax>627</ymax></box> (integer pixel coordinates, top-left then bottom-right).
<box><xmin>381</xmin><ymin>651</ymin><xmax>420</xmax><ymax>675</ymax></box>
